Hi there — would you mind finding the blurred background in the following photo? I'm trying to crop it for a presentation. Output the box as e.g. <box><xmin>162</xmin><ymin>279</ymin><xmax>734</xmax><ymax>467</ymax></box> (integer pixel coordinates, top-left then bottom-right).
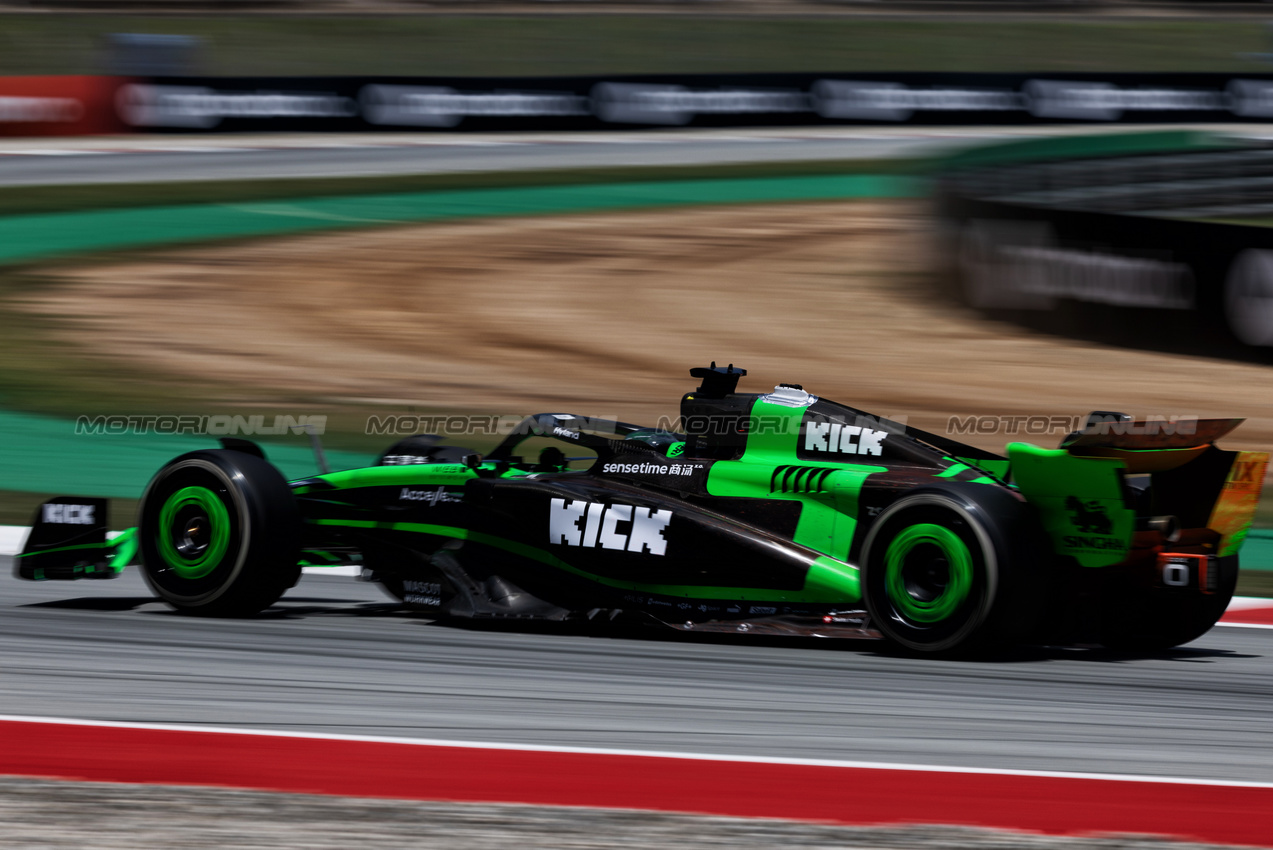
<box><xmin>6</xmin><ymin>4</ymin><xmax>1273</xmax><ymax>77</ymax></box>
<box><xmin>4</xmin><ymin>2</ymin><xmax>1273</xmax><ymax>846</ymax></box>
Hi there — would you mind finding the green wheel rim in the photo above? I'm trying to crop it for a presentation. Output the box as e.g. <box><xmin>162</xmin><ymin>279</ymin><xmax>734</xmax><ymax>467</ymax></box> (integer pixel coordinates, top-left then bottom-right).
<box><xmin>883</xmin><ymin>523</ymin><xmax>974</xmax><ymax>624</ymax></box>
<box><xmin>156</xmin><ymin>485</ymin><xmax>231</xmax><ymax>580</ymax></box>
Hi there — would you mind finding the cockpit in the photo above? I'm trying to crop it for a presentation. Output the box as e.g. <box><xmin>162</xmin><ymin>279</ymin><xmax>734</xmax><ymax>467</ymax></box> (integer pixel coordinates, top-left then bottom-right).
<box><xmin>484</xmin><ymin>413</ymin><xmax>686</xmax><ymax>474</ymax></box>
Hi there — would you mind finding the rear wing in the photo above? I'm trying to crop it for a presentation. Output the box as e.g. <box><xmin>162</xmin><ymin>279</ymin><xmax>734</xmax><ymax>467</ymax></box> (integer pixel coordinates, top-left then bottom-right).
<box><xmin>1008</xmin><ymin>418</ymin><xmax>1268</xmax><ymax>568</ymax></box>
<box><xmin>1060</xmin><ymin>418</ymin><xmax>1244</xmax><ymax>471</ymax></box>
<box><xmin>15</xmin><ymin>497</ymin><xmax>137</xmax><ymax>581</ymax></box>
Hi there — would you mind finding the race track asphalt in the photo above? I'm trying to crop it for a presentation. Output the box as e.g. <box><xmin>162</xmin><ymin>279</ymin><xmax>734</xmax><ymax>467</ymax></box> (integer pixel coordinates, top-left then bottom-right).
<box><xmin>3</xmin><ymin>554</ymin><xmax>1271</xmax><ymax>785</ymax></box>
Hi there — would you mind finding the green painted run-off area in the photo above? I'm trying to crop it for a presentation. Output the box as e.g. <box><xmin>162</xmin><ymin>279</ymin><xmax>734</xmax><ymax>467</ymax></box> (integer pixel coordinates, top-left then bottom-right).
<box><xmin>0</xmin><ymin>408</ymin><xmax>370</xmax><ymax>499</ymax></box>
<box><xmin>0</xmin><ymin>174</ymin><xmax>923</xmax><ymax>265</ymax></box>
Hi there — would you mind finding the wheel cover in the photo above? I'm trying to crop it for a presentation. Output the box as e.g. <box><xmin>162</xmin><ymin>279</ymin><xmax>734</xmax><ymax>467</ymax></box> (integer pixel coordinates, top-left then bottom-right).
<box><xmin>883</xmin><ymin>523</ymin><xmax>973</xmax><ymax>624</ymax></box>
<box><xmin>156</xmin><ymin>485</ymin><xmax>231</xmax><ymax>580</ymax></box>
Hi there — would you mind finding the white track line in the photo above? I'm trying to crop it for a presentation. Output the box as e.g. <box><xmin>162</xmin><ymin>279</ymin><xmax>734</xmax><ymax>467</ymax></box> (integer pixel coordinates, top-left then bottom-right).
<box><xmin>1</xmin><ymin>149</ymin><xmax>86</xmax><ymax>156</ymax></box>
<box><xmin>1222</xmin><ymin>596</ymin><xmax>1273</xmax><ymax>611</ymax></box>
<box><xmin>0</xmin><ymin>525</ymin><xmax>27</xmax><ymax>554</ymax></box>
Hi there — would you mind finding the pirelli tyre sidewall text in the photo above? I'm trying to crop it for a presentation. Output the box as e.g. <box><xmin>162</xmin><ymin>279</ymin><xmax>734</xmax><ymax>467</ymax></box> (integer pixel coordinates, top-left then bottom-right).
<box><xmin>138</xmin><ymin>449</ymin><xmax>302</xmax><ymax>616</ymax></box>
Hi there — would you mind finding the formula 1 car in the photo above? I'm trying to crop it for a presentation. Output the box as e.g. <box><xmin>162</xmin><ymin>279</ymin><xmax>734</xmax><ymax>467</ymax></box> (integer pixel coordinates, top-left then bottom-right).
<box><xmin>16</xmin><ymin>364</ymin><xmax>1269</xmax><ymax>654</ymax></box>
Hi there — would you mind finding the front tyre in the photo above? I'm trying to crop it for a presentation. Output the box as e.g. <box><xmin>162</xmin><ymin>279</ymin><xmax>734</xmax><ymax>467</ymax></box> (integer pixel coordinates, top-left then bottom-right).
<box><xmin>862</xmin><ymin>492</ymin><xmax>1011</xmax><ymax>654</ymax></box>
<box><xmin>138</xmin><ymin>450</ymin><xmax>302</xmax><ymax>616</ymax></box>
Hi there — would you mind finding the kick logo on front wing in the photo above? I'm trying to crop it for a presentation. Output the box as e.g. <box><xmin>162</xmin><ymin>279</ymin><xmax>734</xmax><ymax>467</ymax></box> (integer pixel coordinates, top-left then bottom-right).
<box><xmin>42</xmin><ymin>503</ymin><xmax>96</xmax><ymax>525</ymax></box>
<box><xmin>549</xmin><ymin>498</ymin><xmax>672</xmax><ymax>555</ymax></box>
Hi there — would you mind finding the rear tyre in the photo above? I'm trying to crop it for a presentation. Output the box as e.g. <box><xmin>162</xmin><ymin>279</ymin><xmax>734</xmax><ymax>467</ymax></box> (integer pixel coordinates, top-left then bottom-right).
<box><xmin>138</xmin><ymin>449</ymin><xmax>302</xmax><ymax>616</ymax></box>
<box><xmin>862</xmin><ymin>490</ymin><xmax>1039</xmax><ymax>655</ymax></box>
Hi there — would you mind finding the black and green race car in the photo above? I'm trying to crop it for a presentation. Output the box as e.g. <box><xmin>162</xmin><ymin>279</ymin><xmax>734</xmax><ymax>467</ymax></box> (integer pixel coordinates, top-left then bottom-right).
<box><xmin>16</xmin><ymin>364</ymin><xmax>1269</xmax><ymax>654</ymax></box>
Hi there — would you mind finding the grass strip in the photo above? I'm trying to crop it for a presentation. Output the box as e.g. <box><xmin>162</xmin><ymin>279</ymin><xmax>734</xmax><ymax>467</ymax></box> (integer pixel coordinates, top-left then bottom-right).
<box><xmin>2</xmin><ymin>16</ymin><xmax>1271</xmax><ymax>77</ymax></box>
